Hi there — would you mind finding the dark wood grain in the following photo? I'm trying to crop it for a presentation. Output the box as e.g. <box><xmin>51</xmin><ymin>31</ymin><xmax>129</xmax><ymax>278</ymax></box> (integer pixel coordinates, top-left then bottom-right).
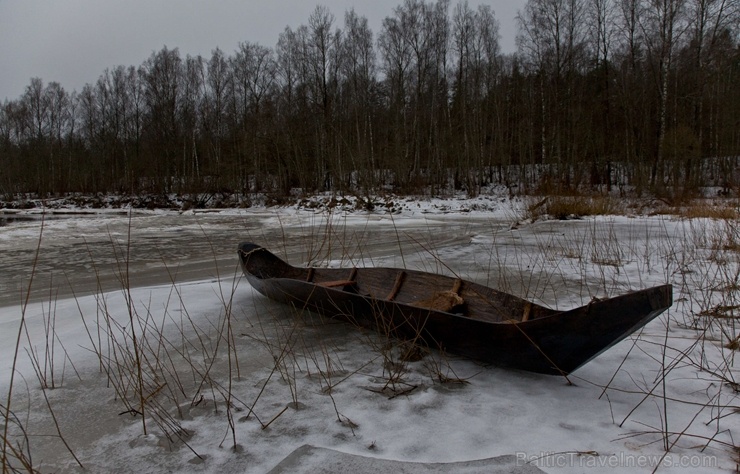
<box><xmin>238</xmin><ymin>242</ymin><xmax>673</xmax><ymax>375</ymax></box>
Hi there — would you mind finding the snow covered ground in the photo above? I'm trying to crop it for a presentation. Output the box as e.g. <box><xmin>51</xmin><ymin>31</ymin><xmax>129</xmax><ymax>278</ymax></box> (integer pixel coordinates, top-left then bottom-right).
<box><xmin>1</xmin><ymin>194</ymin><xmax>737</xmax><ymax>472</ymax></box>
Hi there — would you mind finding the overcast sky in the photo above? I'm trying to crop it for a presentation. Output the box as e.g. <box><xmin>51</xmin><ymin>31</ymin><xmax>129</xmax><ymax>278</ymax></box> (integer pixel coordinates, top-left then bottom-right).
<box><xmin>0</xmin><ymin>0</ymin><xmax>525</xmax><ymax>102</ymax></box>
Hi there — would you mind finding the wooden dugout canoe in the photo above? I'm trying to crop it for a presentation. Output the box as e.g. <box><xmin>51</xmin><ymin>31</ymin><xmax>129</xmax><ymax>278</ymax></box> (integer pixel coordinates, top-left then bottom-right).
<box><xmin>238</xmin><ymin>242</ymin><xmax>673</xmax><ymax>375</ymax></box>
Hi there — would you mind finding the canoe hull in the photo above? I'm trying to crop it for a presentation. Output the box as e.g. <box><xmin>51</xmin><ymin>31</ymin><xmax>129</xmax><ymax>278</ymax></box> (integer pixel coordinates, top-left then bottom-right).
<box><xmin>239</xmin><ymin>243</ymin><xmax>673</xmax><ymax>375</ymax></box>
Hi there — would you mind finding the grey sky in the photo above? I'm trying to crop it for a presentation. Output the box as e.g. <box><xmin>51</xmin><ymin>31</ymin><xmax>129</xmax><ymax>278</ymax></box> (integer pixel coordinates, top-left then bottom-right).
<box><xmin>0</xmin><ymin>0</ymin><xmax>524</xmax><ymax>102</ymax></box>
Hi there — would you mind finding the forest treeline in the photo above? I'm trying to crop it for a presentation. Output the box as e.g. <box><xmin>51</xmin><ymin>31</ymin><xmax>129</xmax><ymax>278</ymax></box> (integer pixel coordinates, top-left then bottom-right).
<box><xmin>1</xmin><ymin>0</ymin><xmax>739</xmax><ymax>198</ymax></box>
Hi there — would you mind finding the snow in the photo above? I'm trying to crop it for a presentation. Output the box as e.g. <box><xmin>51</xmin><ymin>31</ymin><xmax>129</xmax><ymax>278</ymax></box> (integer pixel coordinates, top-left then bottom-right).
<box><xmin>1</xmin><ymin>194</ymin><xmax>737</xmax><ymax>472</ymax></box>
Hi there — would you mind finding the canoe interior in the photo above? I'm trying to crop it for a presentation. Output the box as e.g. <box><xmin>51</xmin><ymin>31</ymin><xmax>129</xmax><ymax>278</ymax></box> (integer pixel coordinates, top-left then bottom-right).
<box><xmin>238</xmin><ymin>243</ymin><xmax>558</xmax><ymax>324</ymax></box>
<box><xmin>238</xmin><ymin>243</ymin><xmax>673</xmax><ymax>375</ymax></box>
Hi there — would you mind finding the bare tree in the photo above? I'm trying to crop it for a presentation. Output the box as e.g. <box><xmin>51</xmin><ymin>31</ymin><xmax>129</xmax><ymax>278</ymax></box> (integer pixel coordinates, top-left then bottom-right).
<box><xmin>199</xmin><ymin>47</ymin><xmax>231</xmax><ymax>184</ymax></box>
<box><xmin>143</xmin><ymin>46</ymin><xmax>183</xmax><ymax>192</ymax></box>
<box><xmin>45</xmin><ymin>82</ymin><xmax>70</xmax><ymax>189</ymax></box>
<box><xmin>303</xmin><ymin>5</ymin><xmax>341</xmax><ymax>189</ymax></box>
<box><xmin>588</xmin><ymin>0</ymin><xmax>618</xmax><ymax>67</ymax></box>
<box><xmin>686</xmin><ymin>0</ymin><xmax>739</xmax><ymax>147</ymax></box>
<box><xmin>230</xmin><ymin>42</ymin><xmax>276</xmax><ymax>191</ymax></box>
<box><xmin>232</xmin><ymin>43</ymin><xmax>275</xmax><ymax>118</ymax></box>
<box><xmin>181</xmin><ymin>55</ymin><xmax>206</xmax><ymax>184</ymax></box>
<box><xmin>517</xmin><ymin>0</ymin><xmax>587</xmax><ymax>182</ymax></box>
<box><xmin>24</xmin><ymin>78</ymin><xmax>47</xmax><ymax>141</ymax></box>
<box><xmin>340</xmin><ymin>9</ymin><xmax>377</xmax><ymax>184</ymax></box>
<box><xmin>275</xmin><ymin>25</ymin><xmax>315</xmax><ymax>190</ymax></box>
<box><xmin>378</xmin><ymin>0</ymin><xmax>453</xmax><ymax>189</ymax></box>
<box><xmin>639</xmin><ymin>0</ymin><xmax>687</xmax><ymax>184</ymax></box>
<box><xmin>451</xmin><ymin>2</ymin><xmax>501</xmax><ymax>192</ymax></box>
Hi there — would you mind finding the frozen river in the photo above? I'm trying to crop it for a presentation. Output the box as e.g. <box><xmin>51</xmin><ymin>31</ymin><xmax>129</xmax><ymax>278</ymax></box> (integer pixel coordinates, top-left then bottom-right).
<box><xmin>0</xmin><ymin>209</ymin><xmax>497</xmax><ymax>308</ymax></box>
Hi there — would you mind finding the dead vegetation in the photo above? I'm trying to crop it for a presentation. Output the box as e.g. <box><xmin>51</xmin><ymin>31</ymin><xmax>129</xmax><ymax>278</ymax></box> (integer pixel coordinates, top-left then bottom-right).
<box><xmin>526</xmin><ymin>196</ymin><xmax>621</xmax><ymax>221</ymax></box>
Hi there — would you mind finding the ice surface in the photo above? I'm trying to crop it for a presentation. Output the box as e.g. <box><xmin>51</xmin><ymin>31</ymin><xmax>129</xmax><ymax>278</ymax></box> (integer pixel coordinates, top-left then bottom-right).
<box><xmin>0</xmin><ymin>195</ymin><xmax>736</xmax><ymax>472</ymax></box>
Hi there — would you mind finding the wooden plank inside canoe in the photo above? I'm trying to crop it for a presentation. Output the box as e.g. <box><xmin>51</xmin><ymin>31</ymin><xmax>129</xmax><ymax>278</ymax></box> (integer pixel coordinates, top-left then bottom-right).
<box><xmin>387</xmin><ymin>271</ymin><xmax>406</xmax><ymax>300</ymax></box>
<box><xmin>315</xmin><ymin>267</ymin><xmax>358</xmax><ymax>289</ymax></box>
<box><xmin>318</xmin><ymin>280</ymin><xmax>357</xmax><ymax>288</ymax></box>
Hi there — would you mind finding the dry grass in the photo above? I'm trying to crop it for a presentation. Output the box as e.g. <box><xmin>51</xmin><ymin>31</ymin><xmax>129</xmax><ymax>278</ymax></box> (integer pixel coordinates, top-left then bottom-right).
<box><xmin>727</xmin><ymin>336</ymin><xmax>740</xmax><ymax>351</ymax></box>
<box><xmin>525</xmin><ymin>195</ymin><xmax>739</xmax><ymax>224</ymax></box>
<box><xmin>672</xmin><ymin>200</ymin><xmax>739</xmax><ymax>220</ymax></box>
<box><xmin>526</xmin><ymin>196</ymin><xmax>621</xmax><ymax>221</ymax></box>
